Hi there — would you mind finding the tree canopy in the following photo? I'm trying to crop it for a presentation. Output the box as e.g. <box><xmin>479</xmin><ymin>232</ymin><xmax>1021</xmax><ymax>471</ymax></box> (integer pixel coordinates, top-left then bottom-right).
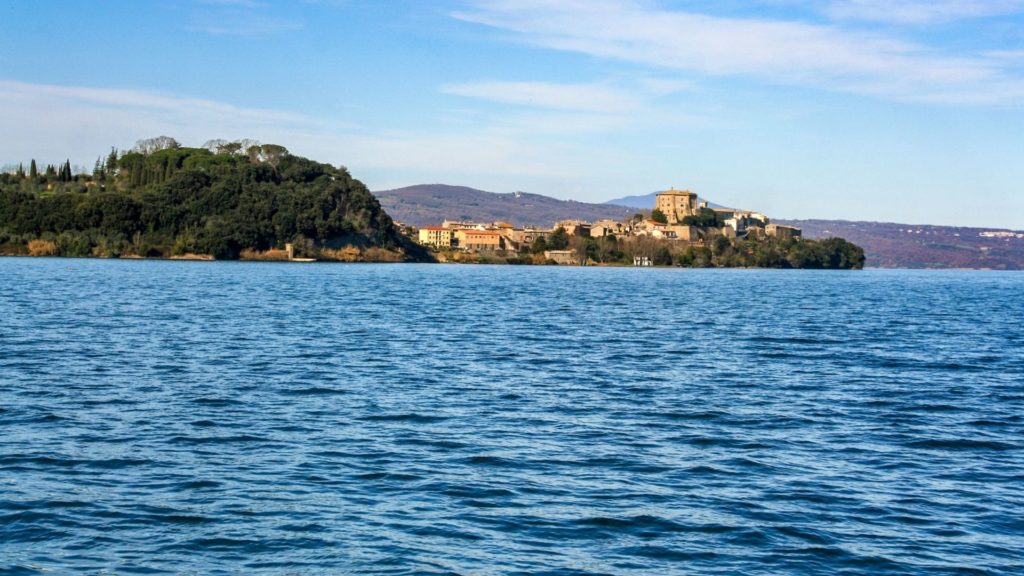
<box><xmin>0</xmin><ymin>140</ymin><xmax>428</xmax><ymax>261</ymax></box>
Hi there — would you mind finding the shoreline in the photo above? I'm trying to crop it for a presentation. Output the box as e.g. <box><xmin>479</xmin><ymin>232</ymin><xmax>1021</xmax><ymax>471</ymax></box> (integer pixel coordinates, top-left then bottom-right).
<box><xmin>2</xmin><ymin>253</ymin><xmax>1017</xmax><ymax>271</ymax></box>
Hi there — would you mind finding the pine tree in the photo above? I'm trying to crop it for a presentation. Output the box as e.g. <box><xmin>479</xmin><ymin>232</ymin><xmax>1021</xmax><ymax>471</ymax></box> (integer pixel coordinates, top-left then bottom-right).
<box><xmin>106</xmin><ymin>147</ymin><xmax>118</xmax><ymax>178</ymax></box>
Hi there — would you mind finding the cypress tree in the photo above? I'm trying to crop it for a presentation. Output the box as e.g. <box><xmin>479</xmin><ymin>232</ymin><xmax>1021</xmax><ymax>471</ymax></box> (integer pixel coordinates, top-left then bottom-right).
<box><xmin>106</xmin><ymin>148</ymin><xmax>118</xmax><ymax>177</ymax></box>
<box><xmin>29</xmin><ymin>159</ymin><xmax>37</xmax><ymax>179</ymax></box>
<box><xmin>17</xmin><ymin>163</ymin><xmax>24</xmax><ymax>178</ymax></box>
<box><xmin>64</xmin><ymin>159</ymin><xmax>72</xmax><ymax>182</ymax></box>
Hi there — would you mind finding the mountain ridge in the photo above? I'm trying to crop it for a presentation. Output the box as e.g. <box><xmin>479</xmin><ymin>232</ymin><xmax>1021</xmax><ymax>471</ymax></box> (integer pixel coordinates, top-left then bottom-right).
<box><xmin>374</xmin><ymin>184</ymin><xmax>637</xmax><ymax>228</ymax></box>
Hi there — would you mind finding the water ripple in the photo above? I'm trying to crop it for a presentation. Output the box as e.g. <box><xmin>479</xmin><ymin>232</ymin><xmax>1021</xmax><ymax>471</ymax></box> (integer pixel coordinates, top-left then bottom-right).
<box><xmin>1</xmin><ymin>260</ymin><xmax>1022</xmax><ymax>574</ymax></box>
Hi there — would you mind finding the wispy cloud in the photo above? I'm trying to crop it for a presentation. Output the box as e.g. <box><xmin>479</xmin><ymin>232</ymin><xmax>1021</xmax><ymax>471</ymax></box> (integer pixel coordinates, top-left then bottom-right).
<box><xmin>0</xmin><ymin>80</ymin><xmax>312</xmax><ymax>126</ymax></box>
<box><xmin>0</xmin><ymin>80</ymin><xmax>623</xmax><ymax>189</ymax></box>
<box><xmin>827</xmin><ymin>0</ymin><xmax>1024</xmax><ymax>24</ymax></box>
<box><xmin>189</xmin><ymin>0</ymin><xmax>303</xmax><ymax>35</ymax></box>
<box><xmin>441</xmin><ymin>81</ymin><xmax>641</xmax><ymax>113</ymax></box>
<box><xmin>454</xmin><ymin>0</ymin><xmax>1024</xmax><ymax>105</ymax></box>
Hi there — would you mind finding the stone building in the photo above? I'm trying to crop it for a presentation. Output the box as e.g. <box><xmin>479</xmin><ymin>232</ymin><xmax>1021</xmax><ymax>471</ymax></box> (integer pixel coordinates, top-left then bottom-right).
<box><xmin>590</xmin><ymin>219</ymin><xmax>626</xmax><ymax>237</ymax></box>
<box><xmin>455</xmin><ymin>229</ymin><xmax>505</xmax><ymax>251</ymax></box>
<box><xmin>655</xmin><ymin>188</ymin><xmax>699</xmax><ymax>224</ymax></box>
<box><xmin>544</xmin><ymin>249</ymin><xmax>578</xmax><ymax>265</ymax></box>
<box><xmin>555</xmin><ymin>220</ymin><xmax>591</xmax><ymax>237</ymax></box>
<box><xmin>766</xmin><ymin>224</ymin><xmax>802</xmax><ymax>240</ymax></box>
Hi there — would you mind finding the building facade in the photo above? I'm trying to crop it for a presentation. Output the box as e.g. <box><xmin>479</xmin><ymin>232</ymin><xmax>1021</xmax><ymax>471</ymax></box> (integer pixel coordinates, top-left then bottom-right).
<box><xmin>766</xmin><ymin>224</ymin><xmax>802</xmax><ymax>240</ymax></box>
<box><xmin>418</xmin><ymin>226</ymin><xmax>453</xmax><ymax>248</ymax></box>
<box><xmin>655</xmin><ymin>188</ymin><xmax>699</xmax><ymax>224</ymax></box>
<box><xmin>455</xmin><ymin>229</ymin><xmax>505</xmax><ymax>251</ymax></box>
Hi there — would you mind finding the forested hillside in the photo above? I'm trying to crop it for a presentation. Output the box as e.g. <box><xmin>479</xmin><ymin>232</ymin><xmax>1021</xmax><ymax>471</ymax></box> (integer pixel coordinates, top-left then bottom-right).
<box><xmin>0</xmin><ymin>138</ymin><xmax>427</xmax><ymax>261</ymax></box>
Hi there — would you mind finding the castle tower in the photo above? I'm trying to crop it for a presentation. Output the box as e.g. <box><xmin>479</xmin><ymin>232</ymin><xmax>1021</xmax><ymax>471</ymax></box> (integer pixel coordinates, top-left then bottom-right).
<box><xmin>654</xmin><ymin>188</ymin><xmax>698</xmax><ymax>224</ymax></box>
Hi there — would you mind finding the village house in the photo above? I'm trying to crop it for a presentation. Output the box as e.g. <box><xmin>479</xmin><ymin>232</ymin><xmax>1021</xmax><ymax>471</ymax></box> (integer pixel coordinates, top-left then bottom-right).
<box><xmin>766</xmin><ymin>224</ymin><xmax>802</xmax><ymax>240</ymax></box>
<box><xmin>503</xmin><ymin>227</ymin><xmax>550</xmax><ymax>251</ymax></box>
<box><xmin>412</xmin><ymin>186</ymin><xmax>799</xmax><ymax>254</ymax></box>
<box><xmin>555</xmin><ymin>220</ymin><xmax>591</xmax><ymax>237</ymax></box>
<box><xmin>590</xmin><ymin>219</ymin><xmax>626</xmax><ymax>237</ymax></box>
<box><xmin>418</xmin><ymin>226</ymin><xmax>453</xmax><ymax>248</ymax></box>
<box><xmin>455</xmin><ymin>229</ymin><xmax>506</xmax><ymax>251</ymax></box>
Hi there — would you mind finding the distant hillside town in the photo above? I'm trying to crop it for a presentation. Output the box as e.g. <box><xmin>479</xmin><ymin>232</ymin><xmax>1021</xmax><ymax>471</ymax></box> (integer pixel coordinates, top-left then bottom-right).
<box><xmin>409</xmin><ymin>188</ymin><xmax>801</xmax><ymax>263</ymax></box>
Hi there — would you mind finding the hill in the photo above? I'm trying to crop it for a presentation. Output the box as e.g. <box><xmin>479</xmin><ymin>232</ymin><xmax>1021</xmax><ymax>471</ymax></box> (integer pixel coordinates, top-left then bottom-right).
<box><xmin>779</xmin><ymin>219</ymin><xmax>1024</xmax><ymax>270</ymax></box>
<box><xmin>603</xmin><ymin>192</ymin><xmax>659</xmax><ymax>209</ymax></box>
<box><xmin>0</xmin><ymin>140</ymin><xmax>428</xmax><ymax>261</ymax></box>
<box><xmin>374</xmin><ymin>184</ymin><xmax>637</xmax><ymax>227</ymax></box>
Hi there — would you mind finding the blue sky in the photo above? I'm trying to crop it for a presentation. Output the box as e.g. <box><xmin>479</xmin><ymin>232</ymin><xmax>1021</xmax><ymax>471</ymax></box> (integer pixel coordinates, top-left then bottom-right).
<box><xmin>2</xmin><ymin>0</ymin><xmax>1023</xmax><ymax>228</ymax></box>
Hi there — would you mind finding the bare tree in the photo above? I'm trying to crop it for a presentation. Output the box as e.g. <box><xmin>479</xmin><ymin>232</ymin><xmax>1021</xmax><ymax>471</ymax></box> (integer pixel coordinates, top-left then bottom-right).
<box><xmin>134</xmin><ymin>136</ymin><xmax>181</xmax><ymax>154</ymax></box>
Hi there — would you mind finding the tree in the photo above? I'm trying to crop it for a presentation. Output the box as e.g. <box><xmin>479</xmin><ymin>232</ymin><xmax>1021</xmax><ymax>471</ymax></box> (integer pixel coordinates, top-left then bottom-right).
<box><xmin>260</xmin><ymin>144</ymin><xmax>288</xmax><ymax>169</ymax></box>
<box><xmin>530</xmin><ymin>236</ymin><xmax>548</xmax><ymax>254</ymax></box>
<box><xmin>682</xmin><ymin>207</ymin><xmax>723</xmax><ymax>228</ymax></box>
<box><xmin>105</xmin><ymin>148</ymin><xmax>118</xmax><ymax>177</ymax></box>
<box><xmin>246</xmin><ymin>145</ymin><xmax>262</xmax><ymax>163</ymax></box>
<box><xmin>133</xmin><ymin>136</ymin><xmax>181</xmax><ymax>155</ymax></box>
<box><xmin>29</xmin><ymin>159</ymin><xmax>37</xmax><ymax>179</ymax></box>
<box><xmin>547</xmin><ymin>226</ymin><xmax>569</xmax><ymax>250</ymax></box>
<box><xmin>217</xmin><ymin>142</ymin><xmax>242</xmax><ymax>156</ymax></box>
<box><xmin>653</xmin><ymin>245</ymin><xmax>672</xmax><ymax>266</ymax></box>
<box><xmin>651</xmin><ymin>208</ymin><xmax>668</xmax><ymax>224</ymax></box>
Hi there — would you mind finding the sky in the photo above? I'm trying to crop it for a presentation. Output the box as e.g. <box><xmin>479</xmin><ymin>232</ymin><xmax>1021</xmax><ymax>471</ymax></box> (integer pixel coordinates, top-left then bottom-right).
<box><xmin>1</xmin><ymin>0</ymin><xmax>1023</xmax><ymax>228</ymax></box>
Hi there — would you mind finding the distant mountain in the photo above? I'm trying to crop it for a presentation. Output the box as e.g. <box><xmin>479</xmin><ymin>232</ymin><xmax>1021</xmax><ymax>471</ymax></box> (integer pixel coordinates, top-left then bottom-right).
<box><xmin>779</xmin><ymin>219</ymin><xmax>1024</xmax><ymax>270</ymax></box>
<box><xmin>603</xmin><ymin>192</ymin><xmax>658</xmax><ymax>209</ymax></box>
<box><xmin>374</xmin><ymin>184</ymin><xmax>637</xmax><ymax>227</ymax></box>
<box><xmin>604</xmin><ymin>192</ymin><xmax>724</xmax><ymax>210</ymax></box>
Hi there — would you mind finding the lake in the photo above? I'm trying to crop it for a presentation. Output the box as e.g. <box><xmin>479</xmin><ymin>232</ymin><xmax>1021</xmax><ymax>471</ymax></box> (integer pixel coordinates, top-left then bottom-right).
<box><xmin>1</xmin><ymin>259</ymin><xmax>1022</xmax><ymax>574</ymax></box>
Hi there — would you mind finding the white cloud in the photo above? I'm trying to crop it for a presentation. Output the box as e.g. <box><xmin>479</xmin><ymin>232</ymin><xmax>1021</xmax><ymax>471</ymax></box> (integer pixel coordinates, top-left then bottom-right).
<box><xmin>0</xmin><ymin>80</ymin><xmax>624</xmax><ymax>188</ymax></box>
<box><xmin>441</xmin><ymin>81</ymin><xmax>641</xmax><ymax>113</ymax></box>
<box><xmin>827</xmin><ymin>0</ymin><xmax>1024</xmax><ymax>24</ymax></box>
<box><xmin>454</xmin><ymin>0</ymin><xmax>1024</xmax><ymax>105</ymax></box>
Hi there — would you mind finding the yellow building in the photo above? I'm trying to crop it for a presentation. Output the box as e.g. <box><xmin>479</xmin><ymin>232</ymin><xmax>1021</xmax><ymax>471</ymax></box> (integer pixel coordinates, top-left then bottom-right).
<box><xmin>655</xmin><ymin>188</ymin><xmax>699</xmax><ymax>224</ymax></box>
<box><xmin>455</xmin><ymin>229</ymin><xmax>505</xmax><ymax>251</ymax></box>
<box><xmin>418</xmin><ymin>226</ymin><xmax>453</xmax><ymax>248</ymax></box>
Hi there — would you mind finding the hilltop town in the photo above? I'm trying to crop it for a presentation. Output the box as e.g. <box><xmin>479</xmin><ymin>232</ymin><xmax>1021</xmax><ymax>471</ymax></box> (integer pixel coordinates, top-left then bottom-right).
<box><xmin>409</xmin><ymin>188</ymin><xmax>807</xmax><ymax>266</ymax></box>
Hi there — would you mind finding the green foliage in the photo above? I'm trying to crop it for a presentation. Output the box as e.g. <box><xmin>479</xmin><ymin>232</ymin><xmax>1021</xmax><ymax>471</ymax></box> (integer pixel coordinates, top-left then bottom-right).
<box><xmin>547</xmin><ymin>226</ymin><xmax>569</xmax><ymax>250</ymax></box>
<box><xmin>682</xmin><ymin>207</ymin><xmax>724</xmax><ymax>228</ymax></box>
<box><xmin>612</xmin><ymin>235</ymin><xmax>863</xmax><ymax>269</ymax></box>
<box><xmin>650</xmin><ymin>208</ymin><xmax>668</xmax><ymax>224</ymax></box>
<box><xmin>0</xmin><ymin>143</ymin><xmax>425</xmax><ymax>261</ymax></box>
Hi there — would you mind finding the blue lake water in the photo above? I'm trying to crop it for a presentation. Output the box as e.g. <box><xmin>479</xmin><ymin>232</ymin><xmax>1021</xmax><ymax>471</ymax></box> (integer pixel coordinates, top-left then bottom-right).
<box><xmin>1</xmin><ymin>258</ymin><xmax>1022</xmax><ymax>575</ymax></box>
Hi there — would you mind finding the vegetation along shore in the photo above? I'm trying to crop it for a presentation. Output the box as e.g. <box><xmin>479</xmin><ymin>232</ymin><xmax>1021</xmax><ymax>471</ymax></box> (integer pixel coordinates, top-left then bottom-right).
<box><xmin>1</xmin><ymin>137</ymin><xmax>862</xmax><ymax>269</ymax></box>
